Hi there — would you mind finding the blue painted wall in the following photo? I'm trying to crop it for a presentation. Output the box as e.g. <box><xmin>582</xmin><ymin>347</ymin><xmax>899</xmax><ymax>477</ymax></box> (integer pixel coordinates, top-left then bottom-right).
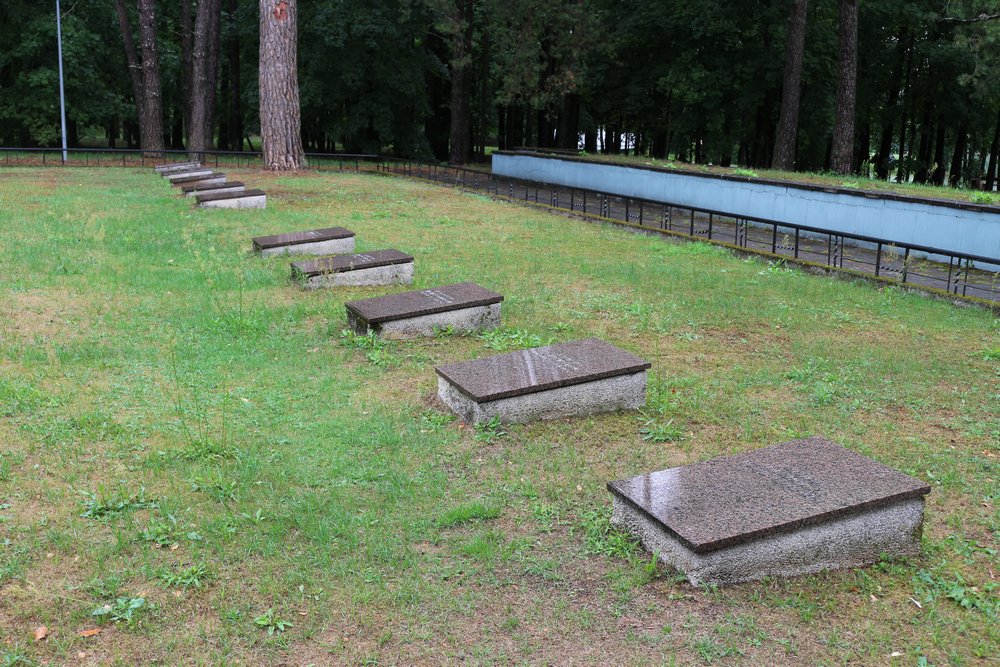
<box><xmin>492</xmin><ymin>153</ymin><xmax>1000</xmax><ymax>267</ymax></box>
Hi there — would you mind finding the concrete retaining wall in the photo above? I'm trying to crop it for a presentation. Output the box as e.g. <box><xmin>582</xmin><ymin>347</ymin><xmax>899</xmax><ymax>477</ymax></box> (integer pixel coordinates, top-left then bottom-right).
<box><xmin>492</xmin><ymin>152</ymin><xmax>1000</xmax><ymax>265</ymax></box>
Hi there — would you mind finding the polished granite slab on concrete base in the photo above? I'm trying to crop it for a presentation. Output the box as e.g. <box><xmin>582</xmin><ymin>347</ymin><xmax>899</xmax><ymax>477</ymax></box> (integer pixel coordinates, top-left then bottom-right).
<box><xmin>172</xmin><ymin>173</ymin><xmax>227</xmax><ymax>188</ymax></box>
<box><xmin>184</xmin><ymin>182</ymin><xmax>245</xmax><ymax>198</ymax></box>
<box><xmin>253</xmin><ymin>227</ymin><xmax>355</xmax><ymax>258</ymax></box>
<box><xmin>435</xmin><ymin>338</ymin><xmax>650</xmax><ymax>424</ymax></box>
<box><xmin>346</xmin><ymin>283</ymin><xmax>503</xmax><ymax>339</ymax></box>
<box><xmin>291</xmin><ymin>250</ymin><xmax>414</xmax><ymax>289</ymax></box>
<box><xmin>197</xmin><ymin>189</ymin><xmax>267</xmax><ymax>209</ymax></box>
<box><xmin>608</xmin><ymin>437</ymin><xmax>931</xmax><ymax>585</ymax></box>
<box><xmin>165</xmin><ymin>168</ymin><xmax>213</xmax><ymax>181</ymax></box>
<box><xmin>155</xmin><ymin>161</ymin><xmax>200</xmax><ymax>173</ymax></box>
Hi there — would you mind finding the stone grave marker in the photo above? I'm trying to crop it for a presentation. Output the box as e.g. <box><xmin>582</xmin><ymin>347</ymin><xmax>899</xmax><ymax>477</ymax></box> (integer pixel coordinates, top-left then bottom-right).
<box><xmin>183</xmin><ymin>181</ymin><xmax>245</xmax><ymax>198</ymax></box>
<box><xmin>608</xmin><ymin>436</ymin><xmax>931</xmax><ymax>585</ymax></box>
<box><xmin>290</xmin><ymin>249</ymin><xmax>414</xmax><ymax>288</ymax></box>
<box><xmin>197</xmin><ymin>189</ymin><xmax>267</xmax><ymax>209</ymax></box>
<box><xmin>435</xmin><ymin>338</ymin><xmax>650</xmax><ymax>424</ymax></box>
<box><xmin>170</xmin><ymin>172</ymin><xmax>228</xmax><ymax>188</ymax></box>
<box><xmin>155</xmin><ymin>161</ymin><xmax>200</xmax><ymax>173</ymax></box>
<box><xmin>252</xmin><ymin>227</ymin><xmax>355</xmax><ymax>258</ymax></box>
<box><xmin>346</xmin><ymin>282</ymin><xmax>502</xmax><ymax>338</ymax></box>
<box><xmin>164</xmin><ymin>167</ymin><xmax>213</xmax><ymax>181</ymax></box>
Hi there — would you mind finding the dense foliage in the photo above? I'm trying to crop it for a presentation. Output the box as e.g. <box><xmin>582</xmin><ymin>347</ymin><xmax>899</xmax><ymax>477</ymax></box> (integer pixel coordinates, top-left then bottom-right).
<box><xmin>1</xmin><ymin>0</ymin><xmax>998</xmax><ymax>185</ymax></box>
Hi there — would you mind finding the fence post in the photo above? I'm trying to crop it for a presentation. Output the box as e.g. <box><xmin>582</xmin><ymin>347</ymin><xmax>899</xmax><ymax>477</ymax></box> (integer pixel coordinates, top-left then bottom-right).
<box><xmin>875</xmin><ymin>243</ymin><xmax>882</xmax><ymax>276</ymax></box>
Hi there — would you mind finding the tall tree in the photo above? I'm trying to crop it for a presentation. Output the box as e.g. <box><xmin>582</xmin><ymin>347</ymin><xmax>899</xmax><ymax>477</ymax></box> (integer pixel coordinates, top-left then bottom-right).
<box><xmin>447</xmin><ymin>0</ymin><xmax>475</xmax><ymax>164</ymax></box>
<box><xmin>137</xmin><ymin>0</ymin><xmax>164</xmax><ymax>151</ymax></box>
<box><xmin>189</xmin><ymin>0</ymin><xmax>222</xmax><ymax>154</ymax></box>
<box><xmin>772</xmin><ymin>0</ymin><xmax>809</xmax><ymax>170</ymax></box>
<box><xmin>830</xmin><ymin>0</ymin><xmax>858</xmax><ymax>174</ymax></box>
<box><xmin>114</xmin><ymin>0</ymin><xmax>144</xmax><ymax>128</ymax></box>
<box><xmin>259</xmin><ymin>0</ymin><xmax>305</xmax><ymax>169</ymax></box>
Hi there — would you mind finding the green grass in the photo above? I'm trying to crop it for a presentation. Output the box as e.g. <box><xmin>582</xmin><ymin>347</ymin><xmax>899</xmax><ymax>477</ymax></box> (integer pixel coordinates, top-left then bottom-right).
<box><xmin>0</xmin><ymin>167</ymin><xmax>997</xmax><ymax>664</ymax></box>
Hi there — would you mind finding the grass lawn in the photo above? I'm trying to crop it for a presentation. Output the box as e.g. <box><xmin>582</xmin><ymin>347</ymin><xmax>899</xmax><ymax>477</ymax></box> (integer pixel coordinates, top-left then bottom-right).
<box><xmin>0</xmin><ymin>167</ymin><xmax>997</xmax><ymax>665</ymax></box>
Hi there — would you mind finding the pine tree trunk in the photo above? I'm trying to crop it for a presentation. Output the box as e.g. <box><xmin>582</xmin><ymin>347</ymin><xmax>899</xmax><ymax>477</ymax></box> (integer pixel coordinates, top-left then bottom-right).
<box><xmin>948</xmin><ymin>125</ymin><xmax>967</xmax><ymax>187</ymax></box>
<box><xmin>137</xmin><ymin>0</ymin><xmax>164</xmax><ymax>153</ymax></box>
<box><xmin>931</xmin><ymin>118</ymin><xmax>946</xmax><ymax>186</ymax></box>
<box><xmin>181</xmin><ymin>0</ymin><xmax>194</xmax><ymax>145</ymax></box>
<box><xmin>190</xmin><ymin>0</ymin><xmax>222</xmax><ymax>155</ymax></box>
<box><xmin>226</xmin><ymin>0</ymin><xmax>243</xmax><ymax>151</ymax></box>
<box><xmin>114</xmin><ymin>0</ymin><xmax>144</xmax><ymax>135</ymax></box>
<box><xmin>448</xmin><ymin>0</ymin><xmax>474</xmax><ymax>164</ymax></box>
<box><xmin>830</xmin><ymin>0</ymin><xmax>857</xmax><ymax>174</ymax></box>
<box><xmin>772</xmin><ymin>0</ymin><xmax>809</xmax><ymax>170</ymax></box>
<box><xmin>259</xmin><ymin>0</ymin><xmax>305</xmax><ymax>170</ymax></box>
<box><xmin>986</xmin><ymin>106</ymin><xmax>1000</xmax><ymax>192</ymax></box>
<box><xmin>875</xmin><ymin>32</ymin><xmax>909</xmax><ymax>180</ymax></box>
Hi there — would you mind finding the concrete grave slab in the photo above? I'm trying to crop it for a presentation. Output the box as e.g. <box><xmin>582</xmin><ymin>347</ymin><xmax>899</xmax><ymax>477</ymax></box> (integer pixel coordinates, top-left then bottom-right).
<box><xmin>155</xmin><ymin>161</ymin><xmax>200</xmax><ymax>173</ymax></box>
<box><xmin>197</xmin><ymin>189</ymin><xmax>267</xmax><ymax>209</ymax></box>
<box><xmin>608</xmin><ymin>436</ymin><xmax>931</xmax><ymax>586</ymax></box>
<box><xmin>291</xmin><ymin>249</ymin><xmax>414</xmax><ymax>288</ymax></box>
<box><xmin>164</xmin><ymin>168</ymin><xmax>213</xmax><ymax>181</ymax></box>
<box><xmin>435</xmin><ymin>338</ymin><xmax>649</xmax><ymax>424</ymax></box>
<box><xmin>253</xmin><ymin>227</ymin><xmax>355</xmax><ymax>258</ymax></box>
<box><xmin>346</xmin><ymin>282</ymin><xmax>503</xmax><ymax>338</ymax></box>
<box><xmin>183</xmin><ymin>182</ymin><xmax>245</xmax><ymax>198</ymax></box>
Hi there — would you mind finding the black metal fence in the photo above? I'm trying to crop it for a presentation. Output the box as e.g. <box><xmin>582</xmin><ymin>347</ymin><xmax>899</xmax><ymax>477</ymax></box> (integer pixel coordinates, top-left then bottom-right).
<box><xmin>377</xmin><ymin>160</ymin><xmax>1000</xmax><ymax>305</ymax></box>
<box><xmin>3</xmin><ymin>146</ymin><xmax>998</xmax><ymax>305</ymax></box>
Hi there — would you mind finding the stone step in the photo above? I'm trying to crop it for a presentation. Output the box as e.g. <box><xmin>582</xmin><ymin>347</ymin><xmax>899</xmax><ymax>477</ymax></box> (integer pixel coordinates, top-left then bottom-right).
<box><xmin>253</xmin><ymin>226</ymin><xmax>355</xmax><ymax>257</ymax></box>
<box><xmin>197</xmin><ymin>189</ymin><xmax>267</xmax><ymax>209</ymax></box>
<box><xmin>608</xmin><ymin>436</ymin><xmax>931</xmax><ymax>585</ymax></box>
<box><xmin>435</xmin><ymin>338</ymin><xmax>649</xmax><ymax>424</ymax></box>
<box><xmin>346</xmin><ymin>282</ymin><xmax>503</xmax><ymax>339</ymax></box>
<box><xmin>290</xmin><ymin>249</ymin><xmax>413</xmax><ymax>288</ymax></box>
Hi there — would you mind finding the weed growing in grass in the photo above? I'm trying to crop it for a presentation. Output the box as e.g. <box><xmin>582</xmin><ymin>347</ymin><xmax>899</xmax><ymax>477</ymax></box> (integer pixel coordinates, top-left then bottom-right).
<box><xmin>192</xmin><ymin>475</ymin><xmax>238</xmax><ymax>504</ymax></box>
<box><xmin>339</xmin><ymin>329</ymin><xmax>398</xmax><ymax>366</ymax></box>
<box><xmin>91</xmin><ymin>596</ymin><xmax>148</xmax><ymax>627</ymax></box>
<box><xmin>969</xmin><ymin>191</ymin><xmax>999</xmax><ymax>205</ymax></box>
<box><xmin>0</xmin><ymin>647</ymin><xmax>34</xmax><ymax>667</ymax></box>
<box><xmin>0</xmin><ymin>543</ymin><xmax>30</xmax><ymax>583</ymax></box>
<box><xmin>982</xmin><ymin>346</ymin><xmax>1000</xmax><ymax>361</ymax></box>
<box><xmin>140</xmin><ymin>515</ymin><xmax>179</xmax><ymax>546</ymax></box>
<box><xmin>577</xmin><ymin>508</ymin><xmax>640</xmax><ymax>559</ymax></box>
<box><xmin>438</xmin><ymin>502</ymin><xmax>501</xmax><ymax>528</ymax></box>
<box><xmin>639</xmin><ymin>375</ymin><xmax>686</xmax><ymax>442</ymax></box>
<box><xmin>418</xmin><ymin>409</ymin><xmax>455</xmax><ymax>432</ymax></box>
<box><xmin>473</xmin><ymin>416</ymin><xmax>507</xmax><ymax>443</ymax></box>
<box><xmin>478</xmin><ymin>328</ymin><xmax>551</xmax><ymax>351</ymax></box>
<box><xmin>254</xmin><ymin>608</ymin><xmax>293</xmax><ymax>635</ymax></box>
<box><xmin>79</xmin><ymin>486</ymin><xmax>157</xmax><ymax>519</ymax></box>
<box><xmin>158</xmin><ymin>563</ymin><xmax>211</xmax><ymax>589</ymax></box>
<box><xmin>913</xmin><ymin>567</ymin><xmax>998</xmax><ymax>619</ymax></box>
<box><xmin>639</xmin><ymin>416</ymin><xmax>685</xmax><ymax>443</ymax></box>
<box><xmin>733</xmin><ymin>168</ymin><xmax>758</xmax><ymax>178</ymax></box>
<box><xmin>85</xmin><ymin>574</ymin><xmax>124</xmax><ymax>599</ymax></box>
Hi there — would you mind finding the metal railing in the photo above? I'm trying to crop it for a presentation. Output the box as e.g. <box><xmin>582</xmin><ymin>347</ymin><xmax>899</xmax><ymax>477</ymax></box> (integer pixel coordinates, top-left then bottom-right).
<box><xmin>377</xmin><ymin>160</ymin><xmax>1000</xmax><ymax>305</ymax></box>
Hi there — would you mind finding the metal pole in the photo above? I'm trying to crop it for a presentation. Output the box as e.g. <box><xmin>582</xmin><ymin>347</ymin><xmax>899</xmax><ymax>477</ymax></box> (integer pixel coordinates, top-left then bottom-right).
<box><xmin>56</xmin><ymin>0</ymin><xmax>69</xmax><ymax>163</ymax></box>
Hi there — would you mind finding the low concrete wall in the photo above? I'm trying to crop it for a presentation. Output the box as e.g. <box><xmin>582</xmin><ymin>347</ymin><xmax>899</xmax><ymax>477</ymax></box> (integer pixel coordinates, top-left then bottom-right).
<box><xmin>492</xmin><ymin>152</ymin><xmax>1000</xmax><ymax>265</ymax></box>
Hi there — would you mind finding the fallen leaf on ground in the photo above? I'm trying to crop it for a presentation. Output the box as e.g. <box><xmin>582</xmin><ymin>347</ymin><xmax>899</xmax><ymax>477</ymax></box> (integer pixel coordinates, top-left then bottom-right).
<box><xmin>78</xmin><ymin>628</ymin><xmax>102</xmax><ymax>638</ymax></box>
<box><xmin>34</xmin><ymin>626</ymin><xmax>48</xmax><ymax>641</ymax></box>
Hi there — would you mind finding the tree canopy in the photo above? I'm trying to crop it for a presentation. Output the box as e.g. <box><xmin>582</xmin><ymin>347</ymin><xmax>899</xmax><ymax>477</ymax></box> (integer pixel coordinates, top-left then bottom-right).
<box><xmin>1</xmin><ymin>0</ymin><xmax>998</xmax><ymax>186</ymax></box>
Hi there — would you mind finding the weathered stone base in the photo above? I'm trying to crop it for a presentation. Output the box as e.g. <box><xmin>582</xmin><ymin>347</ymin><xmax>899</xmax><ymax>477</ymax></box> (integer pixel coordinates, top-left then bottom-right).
<box><xmin>156</xmin><ymin>161</ymin><xmax>200</xmax><ymax>173</ymax></box>
<box><xmin>437</xmin><ymin>370</ymin><xmax>646</xmax><ymax>424</ymax></box>
<box><xmin>186</xmin><ymin>184</ymin><xmax>245</xmax><ymax>198</ymax></box>
<box><xmin>261</xmin><ymin>237</ymin><xmax>355</xmax><ymax>258</ymax></box>
<box><xmin>301</xmin><ymin>262</ymin><xmax>413</xmax><ymax>289</ymax></box>
<box><xmin>349</xmin><ymin>303</ymin><xmax>501</xmax><ymax>339</ymax></box>
<box><xmin>611</xmin><ymin>495</ymin><xmax>925</xmax><ymax>586</ymax></box>
<box><xmin>199</xmin><ymin>194</ymin><xmax>267</xmax><ymax>209</ymax></box>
